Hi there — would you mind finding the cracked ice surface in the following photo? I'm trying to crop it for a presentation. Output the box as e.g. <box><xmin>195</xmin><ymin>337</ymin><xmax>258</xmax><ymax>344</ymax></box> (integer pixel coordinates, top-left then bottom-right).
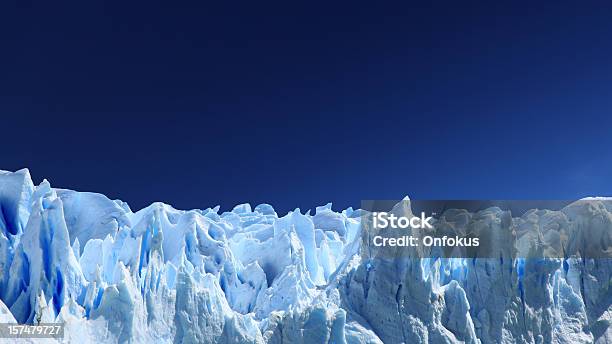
<box><xmin>0</xmin><ymin>168</ymin><xmax>610</xmax><ymax>343</ymax></box>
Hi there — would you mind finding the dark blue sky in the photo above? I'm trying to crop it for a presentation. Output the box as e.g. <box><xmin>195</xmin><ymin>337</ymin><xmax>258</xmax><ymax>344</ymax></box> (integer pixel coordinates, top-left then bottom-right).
<box><xmin>2</xmin><ymin>1</ymin><xmax>612</xmax><ymax>213</ymax></box>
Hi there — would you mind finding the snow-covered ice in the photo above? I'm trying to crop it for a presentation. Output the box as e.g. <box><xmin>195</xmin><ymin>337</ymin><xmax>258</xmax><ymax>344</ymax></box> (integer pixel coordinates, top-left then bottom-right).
<box><xmin>0</xmin><ymin>168</ymin><xmax>610</xmax><ymax>343</ymax></box>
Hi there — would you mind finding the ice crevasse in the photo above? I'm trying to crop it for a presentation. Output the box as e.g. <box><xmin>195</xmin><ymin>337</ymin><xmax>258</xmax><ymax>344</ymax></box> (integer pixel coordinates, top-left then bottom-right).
<box><xmin>0</xmin><ymin>168</ymin><xmax>610</xmax><ymax>343</ymax></box>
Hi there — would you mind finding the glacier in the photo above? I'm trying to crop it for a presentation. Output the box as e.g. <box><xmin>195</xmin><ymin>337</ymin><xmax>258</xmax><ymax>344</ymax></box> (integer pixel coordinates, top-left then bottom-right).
<box><xmin>0</xmin><ymin>168</ymin><xmax>610</xmax><ymax>343</ymax></box>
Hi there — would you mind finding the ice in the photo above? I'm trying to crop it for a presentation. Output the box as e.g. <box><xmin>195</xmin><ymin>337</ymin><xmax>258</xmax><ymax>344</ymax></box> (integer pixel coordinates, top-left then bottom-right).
<box><xmin>0</xmin><ymin>169</ymin><xmax>609</xmax><ymax>343</ymax></box>
<box><xmin>0</xmin><ymin>168</ymin><xmax>34</xmax><ymax>235</ymax></box>
<box><xmin>0</xmin><ymin>299</ymin><xmax>17</xmax><ymax>323</ymax></box>
<box><xmin>55</xmin><ymin>189</ymin><xmax>131</xmax><ymax>254</ymax></box>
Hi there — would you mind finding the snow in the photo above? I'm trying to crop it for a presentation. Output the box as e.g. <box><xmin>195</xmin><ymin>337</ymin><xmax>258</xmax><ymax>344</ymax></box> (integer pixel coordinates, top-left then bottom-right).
<box><xmin>0</xmin><ymin>169</ymin><xmax>609</xmax><ymax>343</ymax></box>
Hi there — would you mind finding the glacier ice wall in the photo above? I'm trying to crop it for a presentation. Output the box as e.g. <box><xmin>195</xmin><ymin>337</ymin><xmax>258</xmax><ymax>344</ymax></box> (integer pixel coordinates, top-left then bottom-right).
<box><xmin>0</xmin><ymin>169</ymin><xmax>610</xmax><ymax>343</ymax></box>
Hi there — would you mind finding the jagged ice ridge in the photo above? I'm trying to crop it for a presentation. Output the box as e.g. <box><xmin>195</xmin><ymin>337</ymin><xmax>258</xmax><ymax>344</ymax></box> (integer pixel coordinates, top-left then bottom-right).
<box><xmin>0</xmin><ymin>169</ymin><xmax>610</xmax><ymax>343</ymax></box>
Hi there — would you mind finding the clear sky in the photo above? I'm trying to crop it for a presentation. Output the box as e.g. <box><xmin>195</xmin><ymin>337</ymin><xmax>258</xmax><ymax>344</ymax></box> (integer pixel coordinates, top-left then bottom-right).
<box><xmin>2</xmin><ymin>2</ymin><xmax>612</xmax><ymax>213</ymax></box>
